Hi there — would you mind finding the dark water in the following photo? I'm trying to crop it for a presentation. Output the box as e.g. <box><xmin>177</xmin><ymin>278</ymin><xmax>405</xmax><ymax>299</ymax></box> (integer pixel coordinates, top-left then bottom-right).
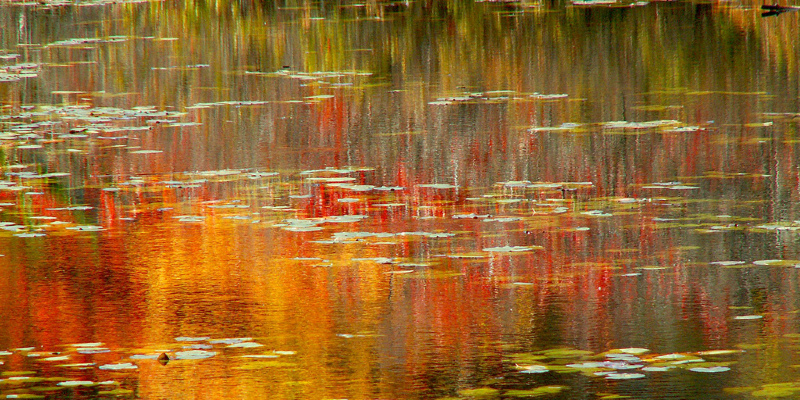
<box><xmin>0</xmin><ymin>1</ymin><xmax>800</xmax><ymax>399</ymax></box>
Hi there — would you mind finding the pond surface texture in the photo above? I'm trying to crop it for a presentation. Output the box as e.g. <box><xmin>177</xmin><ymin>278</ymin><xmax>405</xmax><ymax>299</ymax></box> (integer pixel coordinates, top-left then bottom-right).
<box><xmin>0</xmin><ymin>0</ymin><xmax>800</xmax><ymax>399</ymax></box>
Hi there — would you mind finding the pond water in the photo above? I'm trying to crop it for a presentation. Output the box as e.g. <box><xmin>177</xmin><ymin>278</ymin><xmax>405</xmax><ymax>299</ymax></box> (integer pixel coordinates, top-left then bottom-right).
<box><xmin>1</xmin><ymin>0</ymin><xmax>800</xmax><ymax>398</ymax></box>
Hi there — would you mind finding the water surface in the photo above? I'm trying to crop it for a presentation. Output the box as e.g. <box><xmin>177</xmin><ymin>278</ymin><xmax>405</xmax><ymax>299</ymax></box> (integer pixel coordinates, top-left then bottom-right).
<box><xmin>1</xmin><ymin>1</ymin><xmax>800</xmax><ymax>399</ymax></box>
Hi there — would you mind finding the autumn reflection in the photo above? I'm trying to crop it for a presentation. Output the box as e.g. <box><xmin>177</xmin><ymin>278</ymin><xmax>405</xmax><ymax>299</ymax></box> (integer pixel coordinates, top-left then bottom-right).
<box><xmin>1</xmin><ymin>0</ymin><xmax>800</xmax><ymax>399</ymax></box>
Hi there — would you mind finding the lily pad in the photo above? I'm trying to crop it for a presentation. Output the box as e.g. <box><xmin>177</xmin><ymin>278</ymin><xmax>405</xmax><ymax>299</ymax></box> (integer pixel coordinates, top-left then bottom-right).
<box><xmin>173</xmin><ymin>350</ymin><xmax>217</xmax><ymax>360</ymax></box>
<box><xmin>57</xmin><ymin>381</ymin><xmax>95</xmax><ymax>387</ymax></box>
<box><xmin>129</xmin><ymin>354</ymin><xmax>159</xmax><ymax>360</ymax></box>
<box><xmin>505</xmin><ymin>386</ymin><xmax>567</xmax><ymax>397</ymax></box>
<box><xmin>57</xmin><ymin>363</ymin><xmax>95</xmax><ymax>368</ymax></box>
<box><xmin>605</xmin><ymin>373</ymin><xmax>646</xmax><ymax>380</ymax></box>
<box><xmin>226</xmin><ymin>342</ymin><xmax>264</xmax><ymax>349</ymax></box>
<box><xmin>540</xmin><ymin>348</ymin><xmax>594</xmax><ymax>358</ymax></box>
<box><xmin>483</xmin><ymin>246</ymin><xmax>543</xmax><ymax>253</ymax></box>
<box><xmin>516</xmin><ymin>365</ymin><xmax>549</xmax><ymax>373</ymax></box>
<box><xmin>41</xmin><ymin>356</ymin><xmax>69</xmax><ymax>362</ymax></box>
<box><xmin>753</xmin><ymin>259</ymin><xmax>800</xmax><ymax>266</ymax></box>
<box><xmin>98</xmin><ymin>363</ymin><xmax>137</xmax><ymax>370</ymax></box>
<box><xmin>458</xmin><ymin>387</ymin><xmax>500</xmax><ymax>397</ymax></box>
<box><xmin>710</xmin><ymin>261</ymin><xmax>746</xmax><ymax>266</ymax></box>
<box><xmin>175</xmin><ymin>336</ymin><xmax>211</xmax><ymax>342</ymax></box>
<box><xmin>97</xmin><ymin>388</ymin><xmax>134</xmax><ymax>395</ymax></box>
<box><xmin>734</xmin><ymin>315</ymin><xmax>763</xmax><ymax>320</ymax></box>
<box><xmin>689</xmin><ymin>366</ymin><xmax>730</xmax><ymax>373</ymax></box>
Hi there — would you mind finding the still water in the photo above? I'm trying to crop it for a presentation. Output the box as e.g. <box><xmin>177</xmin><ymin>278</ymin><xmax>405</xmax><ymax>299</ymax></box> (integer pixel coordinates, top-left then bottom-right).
<box><xmin>1</xmin><ymin>0</ymin><xmax>800</xmax><ymax>398</ymax></box>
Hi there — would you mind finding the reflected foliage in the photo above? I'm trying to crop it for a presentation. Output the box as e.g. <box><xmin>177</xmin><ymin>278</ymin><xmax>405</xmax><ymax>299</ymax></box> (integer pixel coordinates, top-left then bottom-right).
<box><xmin>0</xmin><ymin>1</ymin><xmax>800</xmax><ymax>399</ymax></box>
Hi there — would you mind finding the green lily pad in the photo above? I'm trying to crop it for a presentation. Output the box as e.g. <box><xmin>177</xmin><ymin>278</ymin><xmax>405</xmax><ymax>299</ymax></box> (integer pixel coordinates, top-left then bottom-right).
<box><xmin>539</xmin><ymin>348</ymin><xmax>594</xmax><ymax>358</ymax></box>
<box><xmin>30</xmin><ymin>386</ymin><xmax>67</xmax><ymax>392</ymax></box>
<box><xmin>2</xmin><ymin>372</ymin><xmax>36</xmax><ymax>377</ymax></box>
<box><xmin>458</xmin><ymin>387</ymin><xmax>500</xmax><ymax>397</ymax></box>
<box><xmin>505</xmin><ymin>385</ymin><xmax>567</xmax><ymax>397</ymax></box>
<box><xmin>57</xmin><ymin>381</ymin><xmax>95</xmax><ymax>387</ymax></box>
<box><xmin>97</xmin><ymin>388</ymin><xmax>135</xmax><ymax>395</ymax></box>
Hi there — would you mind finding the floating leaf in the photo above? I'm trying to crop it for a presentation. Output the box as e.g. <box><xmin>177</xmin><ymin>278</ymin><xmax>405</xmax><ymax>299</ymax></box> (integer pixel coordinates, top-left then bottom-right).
<box><xmin>13</xmin><ymin>233</ymin><xmax>46</xmax><ymax>238</ymax></box>
<box><xmin>504</xmin><ymin>386</ymin><xmax>567</xmax><ymax>397</ymax></box>
<box><xmin>641</xmin><ymin>366</ymin><xmax>674</xmax><ymax>372</ymax></box>
<box><xmin>655</xmin><ymin>353</ymin><xmax>688</xmax><ymax>360</ymax></box>
<box><xmin>175</xmin><ymin>337</ymin><xmax>210</xmax><ymax>342</ymax></box>
<box><xmin>483</xmin><ymin>246</ymin><xmax>543</xmax><ymax>253</ymax></box>
<box><xmin>130</xmin><ymin>150</ymin><xmax>163</xmax><ymax>154</ymax></box>
<box><xmin>751</xmin><ymin>383</ymin><xmax>800</xmax><ymax>397</ymax></box>
<box><xmin>734</xmin><ymin>315</ymin><xmax>763</xmax><ymax>320</ymax></box>
<box><xmin>99</xmin><ymin>363</ymin><xmax>137</xmax><ymax>370</ymax></box>
<box><xmin>65</xmin><ymin>225</ymin><xmax>104</xmax><ymax>232</ymax></box>
<box><xmin>753</xmin><ymin>260</ymin><xmax>799</xmax><ymax>267</ymax></box>
<box><xmin>605</xmin><ymin>373</ymin><xmax>645</xmax><ymax>380</ymax></box>
<box><xmin>57</xmin><ymin>363</ymin><xmax>95</xmax><ymax>368</ymax></box>
<box><xmin>689</xmin><ymin>366</ymin><xmax>730</xmax><ymax>373</ymax></box>
<box><xmin>540</xmin><ymin>348</ymin><xmax>594</xmax><ymax>358</ymax></box>
<box><xmin>614</xmin><ymin>348</ymin><xmax>650</xmax><ymax>355</ymax></box>
<box><xmin>516</xmin><ymin>365</ymin><xmax>549</xmax><ymax>373</ymax></box>
<box><xmin>458</xmin><ymin>387</ymin><xmax>500</xmax><ymax>397</ymax></box>
<box><xmin>129</xmin><ymin>354</ymin><xmax>159</xmax><ymax>360</ymax></box>
<box><xmin>41</xmin><ymin>356</ymin><xmax>69</xmax><ymax>362</ymax></box>
<box><xmin>77</xmin><ymin>348</ymin><xmax>110</xmax><ymax>354</ymax></box>
<box><xmin>696</xmin><ymin>350</ymin><xmax>744</xmax><ymax>356</ymax></box>
<box><xmin>226</xmin><ymin>342</ymin><xmax>264</xmax><ymax>349</ymax></box>
<box><xmin>173</xmin><ymin>350</ymin><xmax>216</xmax><ymax>360</ymax></box>
<box><xmin>2</xmin><ymin>371</ymin><xmax>35</xmax><ymax>377</ymax></box>
<box><xmin>565</xmin><ymin>362</ymin><xmax>606</xmax><ymax>369</ymax></box>
<box><xmin>97</xmin><ymin>389</ymin><xmax>134</xmax><ymax>395</ymax></box>
<box><xmin>57</xmin><ymin>381</ymin><xmax>95</xmax><ymax>387</ymax></box>
<box><xmin>710</xmin><ymin>261</ymin><xmax>746</xmax><ymax>266</ymax></box>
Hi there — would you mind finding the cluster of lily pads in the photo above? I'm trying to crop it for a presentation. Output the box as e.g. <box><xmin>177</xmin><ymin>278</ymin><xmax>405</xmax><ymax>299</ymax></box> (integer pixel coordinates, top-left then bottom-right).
<box><xmin>529</xmin><ymin>119</ymin><xmax>704</xmax><ymax>135</ymax></box>
<box><xmin>508</xmin><ymin>347</ymin><xmax>739</xmax><ymax>378</ymax></box>
<box><xmin>452</xmin><ymin>347</ymin><xmax>744</xmax><ymax>399</ymax></box>
<box><xmin>0</xmin><ymin>62</ymin><xmax>39</xmax><ymax>82</ymax></box>
<box><xmin>0</xmin><ymin>337</ymin><xmax>297</xmax><ymax>398</ymax></box>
